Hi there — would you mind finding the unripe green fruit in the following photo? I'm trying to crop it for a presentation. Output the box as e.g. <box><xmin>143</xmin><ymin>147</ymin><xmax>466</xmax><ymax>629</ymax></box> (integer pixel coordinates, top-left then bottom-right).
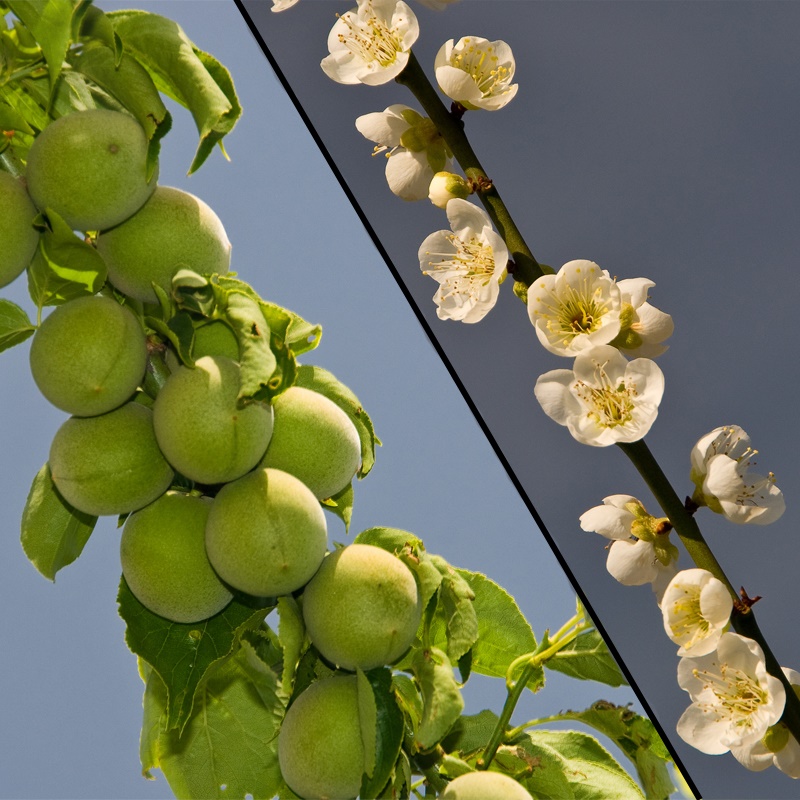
<box><xmin>205</xmin><ymin>467</ymin><xmax>327</xmax><ymax>597</ymax></box>
<box><xmin>260</xmin><ymin>386</ymin><xmax>361</xmax><ymax>500</ymax></box>
<box><xmin>30</xmin><ymin>295</ymin><xmax>147</xmax><ymax>416</ymax></box>
<box><xmin>120</xmin><ymin>491</ymin><xmax>232</xmax><ymax>623</ymax></box>
<box><xmin>153</xmin><ymin>355</ymin><xmax>273</xmax><ymax>485</ymax></box>
<box><xmin>278</xmin><ymin>676</ymin><xmax>365</xmax><ymax>800</ymax></box>
<box><xmin>0</xmin><ymin>171</ymin><xmax>39</xmax><ymax>288</ymax></box>
<box><xmin>192</xmin><ymin>320</ymin><xmax>239</xmax><ymax>361</ymax></box>
<box><xmin>440</xmin><ymin>771</ymin><xmax>533</xmax><ymax>800</ymax></box>
<box><xmin>25</xmin><ymin>109</ymin><xmax>156</xmax><ymax>231</ymax></box>
<box><xmin>96</xmin><ymin>186</ymin><xmax>231</xmax><ymax>303</ymax></box>
<box><xmin>302</xmin><ymin>544</ymin><xmax>421</xmax><ymax>671</ymax></box>
<box><xmin>49</xmin><ymin>402</ymin><xmax>174</xmax><ymax>516</ymax></box>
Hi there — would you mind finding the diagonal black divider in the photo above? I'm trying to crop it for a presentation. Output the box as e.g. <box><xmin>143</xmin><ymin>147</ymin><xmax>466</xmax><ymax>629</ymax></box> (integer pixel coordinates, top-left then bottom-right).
<box><xmin>233</xmin><ymin>3</ymin><xmax>701</xmax><ymax>797</ymax></box>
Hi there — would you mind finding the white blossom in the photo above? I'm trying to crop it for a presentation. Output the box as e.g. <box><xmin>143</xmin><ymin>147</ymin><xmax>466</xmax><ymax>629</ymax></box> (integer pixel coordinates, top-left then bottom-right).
<box><xmin>535</xmin><ymin>345</ymin><xmax>664</xmax><ymax>446</ymax></box>
<box><xmin>661</xmin><ymin>569</ymin><xmax>732</xmax><ymax>657</ymax></box>
<box><xmin>690</xmin><ymin>425</ymin><xmax>785</xmax><ymax>525</ymax></box>
<box><xmin>355</xmin><ymin>105</ymin><xmax>451</xmax><ymax>201</ymax></box>
<box><xmin>418</xmin><ymin>199</ymin><xmax>508</xmax><ymax>323</ymax></box>
<box><xmin>677</xmin><ymin>632</ymin><xmax>786</xmax><ymax>755</ymax></box>
<box><xmin>434</xmin><ymin>36</ymin><xmax>518</xmax><ymax>111</ymax></box>
<box><xmin>580</xmin><ymin>494</ymin><xmax>678</xmax><ymax>595</ymax></box>
<box><xmin>271</xmin><ymin>0</ymin><xmax>300</xmax><ymax>11</ymax></box>
<box><xmin>730</xmin><ymin>669</ymin><xmax>800</xmax><ymax>777</ymax></box>
<box><xmin>613</xmin><ymin>278</ymin><xmax>674</xmax><ymax>358</ymax></box>
<box><xmin>321</xmin><ymin>0</ymin><xmax>419</xmax><ymax>86</ymax></box>
<box><xmin>527</xmin><ymin>260</ymin><xmax>622</xmax><ymax>356</ymax></box>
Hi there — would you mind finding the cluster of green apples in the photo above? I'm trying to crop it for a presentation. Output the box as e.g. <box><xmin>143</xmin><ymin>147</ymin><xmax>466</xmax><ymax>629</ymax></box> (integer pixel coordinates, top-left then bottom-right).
<box><xmin>9</xmin><ymin>108</ymin><xmax>437</xmax><ymax>798</ymax></box>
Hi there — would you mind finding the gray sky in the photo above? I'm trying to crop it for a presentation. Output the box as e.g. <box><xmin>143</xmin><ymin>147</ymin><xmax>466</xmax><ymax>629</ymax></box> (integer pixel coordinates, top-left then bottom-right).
<box><xmin>246</xmin><ymin>1</ymin><xmax>800</xmax><ymax>798</ymax></box>
<box><xmin>0</xmin><ymin>1</ymin><xmax>650</xmax><ymax>797</ymax></box>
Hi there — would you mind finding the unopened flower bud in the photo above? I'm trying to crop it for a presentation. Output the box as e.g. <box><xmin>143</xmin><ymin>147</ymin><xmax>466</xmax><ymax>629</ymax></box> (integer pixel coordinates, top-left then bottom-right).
<box><xmin>428</xmin><ymin>172</ymin><xmax>470</xmax><ymax>208</ymax></box>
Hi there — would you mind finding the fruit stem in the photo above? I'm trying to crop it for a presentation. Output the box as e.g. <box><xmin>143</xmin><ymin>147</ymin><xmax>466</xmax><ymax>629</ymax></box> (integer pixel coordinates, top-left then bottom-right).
<box><xmin>480</xmin><ymin>614</ymin><xmax>590</xmax><ymax>770</ymax></box>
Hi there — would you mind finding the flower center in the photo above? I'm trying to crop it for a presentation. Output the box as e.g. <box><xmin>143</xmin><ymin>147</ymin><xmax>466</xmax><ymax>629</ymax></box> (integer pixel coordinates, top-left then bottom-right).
<box><xmin>693</xmin><ymin>663</ymin><xmax>770</xmax><ymax>731</ymax></box>
<box><xmin>537</xmin><ymin>283</ymin><xmax>610</xmax><ymax>347</ymax></box>
<box><xmin>336</xmin><ymin>3</ymin><xmax>403</xmax><ymax>68</ymax></box>
<box><xmin>451</xmin><ymin>38</ymin><xmax>512</xmax><ymax>97</ymax></box>
<box><xmin>574</xmin><ymin>363</ymin><xmax>637</xmax><ymax>429</ymax></box>
<box><xmin>422</xmin><ymin>233</ymin><xmax>496</xmax><ymax>282</ymax></box>
<box><xmin>667</xmin><ymin>586</ymin><xmax>711</xmax><ymax>647</ymax></box>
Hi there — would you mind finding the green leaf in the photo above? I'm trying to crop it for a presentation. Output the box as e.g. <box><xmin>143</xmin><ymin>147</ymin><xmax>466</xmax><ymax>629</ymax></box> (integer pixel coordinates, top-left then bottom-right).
<box><xmin>141</xmin><ymin>646</ymin><xmax>287</xmax><ymax>800</ymax></box>
<box><xmin>357</xmin><ymin>669</ymin><xmax>378</xmax><ymax>780</ymax></box>
<box><xmin>430</xmin><ymin>556</ymin><xmax>479</xmax><ymax>664</ymax></box>
<box><xmin>118</xmin><ymin>576</ymin><xmax>274</xmax><ymax>733</ymax></box>
<box><xmin>544</xmin><ymin>628</ymin><xmax>628</xmax><ymax>688</ymax></box>
<box><xmin>322</xmin><ymin>481</ymin><xmax>354</xmax><ymax>532</ymax></box>
<box><xmin>213</xmin><ymin>275</ymin><xmax>321</xmax><ymax>396</ymax></box>
<box><xmin>7</xmin><ymin>0</ymin><xmax>74</xmax><ymax>96</ymax></box>
<box><xmin>70</xmin><ymin>42</ymin><xmax>170</xmax><ymax>178</ymax></box>
<box><xmin>295</xmin><ymin>364</ymin><xmax>380</xmax><ymax>478</ymax></box>
<box><xmin>0</xmin><ymin>96</ymin><xmax>35</xmax><ymax>133</ymax></box>
<box><xmin>20</xmin><ymin>462</ymin><xmax>97</xmax><ymax>581</ymax></box>
<box><xmin>277</xmin><ymin>596</ymin><xmax>306</xmax><ymax>696</ymax></box>
<box><xmin>77</xmin><ymin>4</ymin><xmax>123</xmax><ymax>60</ymax></box>
<box><xmin>225</xmin><ymin>291</ymin><xmax>277</xmax><ymax>403</ymax></box>
<box><xmin>358</xmin><ymin>667</ymin><xmax>405</xmax><ymax>800</ymax></box>
<box><xmin>517</xmin><ymin>729</ymin><xmax>645</xmax><ymax>799</ymax></box>
<box><xmin>0</xmin><ymin>79</ymin><xmax>50</xmax><ymax>133</ymax></box>
<box><xmin>145</xmin><ymin>311</ymin><xmax>194</xmax><ymax>367</ymax></box>
<box><xmin>0</xmin><ymin>298</ymin><xmax>35</xmax><ymax>353</ymax></box>
<box><xmin>413</xmin><ymin>646</ymin><xmax>464</xmax><ymax>750</ymax></box>
<box><xmin>21</xmin><ymin>69</ymin><xmax>95</xmax><ymax>119</ymax></box>
<box><xmin>259</xmin><ymin>299</ymin><xmax>322</xmax><ymax>357</ymax></box>
<box><xmin>441</xmin><ymin>709</ymin><xmax>502</xmax><ymax>757</ymax></box>
<box><xmin>353</xmin><ymin>526</ymin><xmax>425</xmax><ymax>553</ymax></box>
<box><xmin>139</xmin><ymin>657</ymin><xmax>163</xmax><ymax>780</ymax></box>
<box><xmin>391</xmin><ymin>672</ymin><xmax>422</xmax><ymax>739</ymax></box>
<box><xmin>188</xmin><ymin>45</ymin><xmax>241</xmax><ymax>174</ymax></box>
<box><xmin>425</xmin><ymin>569</ymin><xmax>539</xmax><ymax>688</ymax></box>
<box><xmin>28</xmin><ymin>210</ymin><xmax>107</xmax><ymax>310</ymax></box>
<box><xmin>106</xmin><ymin>9</ymin><xmax>241</xmax><ymax>173</ymax></box>
<box><xmin>553</xmin><ymin>702</ymin><xmax>676</xmax><ymax>800</ymax></box>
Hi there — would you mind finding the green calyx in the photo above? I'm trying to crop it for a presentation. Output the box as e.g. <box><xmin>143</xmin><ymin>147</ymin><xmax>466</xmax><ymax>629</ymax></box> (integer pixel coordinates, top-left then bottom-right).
<box><xmin>763</xmin><ymin>722</ymin><xmax>790</xmax><ymax>754</ymax></box>
<box><xmin>400</xmin><ymin>117</ymin><xmax>441</xmax><ymax>152</ymax></box>
<box><xmin>627</xmin><ymin>501</ymin><xmax>672</xmax><ymax>544</ymax></box>
<box><xmin>609</xmin><ymin>303</ymin><xmax>642</xmax><ymax>350</ymax></box>
<box><xmin>626</xmin><ymin>502</ymin><xmax>676</xmax><ymax>565</ymax></box>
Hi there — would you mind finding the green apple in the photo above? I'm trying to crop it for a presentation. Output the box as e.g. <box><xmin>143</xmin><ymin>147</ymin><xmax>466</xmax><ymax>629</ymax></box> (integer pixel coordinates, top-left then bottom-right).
<box><xmin>49</xmin><ymin>402</ymin><xmax>174</xmax><ymax>516</ymax></box>
<box><xmin>302</xmin><ymin>544</ymin><xmax>421</xmax><ymax>671</ymax></box>
<box><xmin>30</xmin><ymin>295</ymin><xmax>147</xmax><ymax>416</ymax></box>
<box><xmin>440</xmin><ymin>771</ymin><xmax>534</xmax><ymax>799</ymax></box>
<box><xmin>205</xmin><ymin>467</ymin><xmax>327</xmax><ymax>597</ymax></box>
<box><xmin>260</xmin><ymin>386</ymin><xmax>361</xmax><ymax>500</ymax></box>
<box><xmin>0</xmin><ymin>171</ymin><xmax>39</xmax><ymax>288</ymax></box>
<box><xmin>120</xmin><ymin>491</ymin><xmax>232</xmax><ymax>623</ymax></box>
<box><xmin>153</xmin><ymin>355</ymin><xmax>273</xmax><ymax>485</ymax></box>
<box><xmin>278</xmin><ymin>676</ymin><xmax>365</xmax><ymax>800</ymax></box>
<box><xmin>96</xmin><ymin>186</ymin><xmax>231</xmax><ymax>303</ymax></box>
<box><xmin>25</xmin><ymin>109</ymin><xmax>156</xmax><ymax>231</ymax></box>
